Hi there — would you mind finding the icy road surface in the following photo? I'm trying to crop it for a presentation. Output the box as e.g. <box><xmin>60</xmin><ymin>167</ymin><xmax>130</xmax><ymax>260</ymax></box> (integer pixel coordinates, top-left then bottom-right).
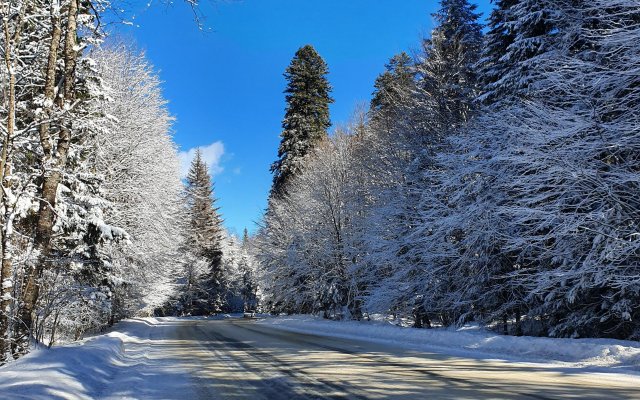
<box><xmin>106</xmin><ymin>318</ymin><xmax>638</xmax><ymax>399</ymax></box>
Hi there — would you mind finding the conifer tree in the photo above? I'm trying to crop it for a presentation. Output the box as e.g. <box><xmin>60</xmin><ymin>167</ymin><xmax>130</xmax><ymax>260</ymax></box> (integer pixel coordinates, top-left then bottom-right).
<box><xmin>184</xmin><ymin>150</ymin><xmax>225</xmax><ymax>314</ymax></box>
<box><xmin>370</xmin><ymin>52</ymin><xmax>416</xmax><ymax>135</ymax></box>
<box><xmin>270</xmin><ymin>45</ymin><xmax>333</xmax><ymax>196</ymax></box>
<box><xmin>395</xmin><ymin>0</ymin><xmax>483</xmax><ymax>327</ymax></box>
<box><xmin>242</xmin><ymin>228</ymin><xmax>249</xmax><ymax>247</ymax></box>
<box><xmin>239</xmin><ymin>229</ymin><xmax>258</xmax><ymax>313</ymax></box>
<box><xmin>477</xmin><ymin>0</ymin><xmax>519</xmax><ymax>104</ymax></box>
<box><xmin>478</xmin><ymin>0</ymin><xmax>561</xmax><ymax>104</ymax></box>
<box><xmin>415</xmin><ymin>0</ymin><xmax>483</xmax><ymax>134</ymax></box>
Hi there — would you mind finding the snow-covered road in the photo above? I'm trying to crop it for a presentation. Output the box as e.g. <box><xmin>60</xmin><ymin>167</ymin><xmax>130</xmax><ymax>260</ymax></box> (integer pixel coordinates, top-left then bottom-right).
<box><xmin>1</xmin><ymin>318</ymin><xmax>639</xmax><ymax>399</ymax></box>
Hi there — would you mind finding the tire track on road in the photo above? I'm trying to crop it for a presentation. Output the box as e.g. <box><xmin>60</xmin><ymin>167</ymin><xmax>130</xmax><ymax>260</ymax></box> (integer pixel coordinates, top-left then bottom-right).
<box><xmin>193</xmin><ymin>323</ymin><xmax>368</xmax><ymax>400</ymax></box>
<box><xmin>232</xmin><ymin>321</ymin><xmax>552</xmax><ymax>400</ymax></box>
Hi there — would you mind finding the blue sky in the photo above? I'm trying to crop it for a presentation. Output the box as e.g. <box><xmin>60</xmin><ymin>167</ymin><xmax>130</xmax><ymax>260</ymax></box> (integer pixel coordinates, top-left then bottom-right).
<box><xmin>116</xmin><ymin>0</ymin><xmax>493</xmax><ymax>235</ymax></box>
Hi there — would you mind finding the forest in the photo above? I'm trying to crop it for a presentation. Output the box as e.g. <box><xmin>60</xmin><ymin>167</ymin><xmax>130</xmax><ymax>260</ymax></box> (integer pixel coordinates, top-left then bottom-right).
<box><xmin>0</xmin><ymin>0</ymin><xmax>257</xmax><ymax>364</ymax></box>
<box><xmin>0</xmin><ymin>0</ymin><xmax>638</xmax><ymax>367</ymax></box>
<box><xmin>256</xmin><ymin>0</ymin><xmax>640</xmax><ymax>341</ymax></box>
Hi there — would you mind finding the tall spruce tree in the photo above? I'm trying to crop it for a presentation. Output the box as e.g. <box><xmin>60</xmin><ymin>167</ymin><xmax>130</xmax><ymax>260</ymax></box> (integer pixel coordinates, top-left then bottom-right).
<box><xmin>239</xmin><ymin>228</ymin><xmax>258</xmax><ymax>313</ymax></box>
<box><xmin>398</xmin><ymin>0</ymin><xmax>484</xmax><ymax>326</ymax></box>
<box><xmin>242</xmin><ymin>228</ymin><xmax>249</xmax><ymax>247</ymax></box>
<box><xmin>184</xmin><ymin>150</ymin><xmax>225</xmax><ymax>314</ymax></box>
<box><xmin>370</xmin><ymin>52</ymin><xmax>416</xmax><ymax>135</ymax></box>
<box><xmin>270</xmin><ymin>45</ymin><xmax>333</xmax><ymax>196</ymax></box>
<box><xmin>477</xmin><ymin>0</ymin><xmax>519</xmax><ymax>104</ymax></box>
<box><xmin>478</xmin><ymin>0</ymin><xmax>561</xmax><ymax>104</ymax></box>
<box><xmin>415</xmin><ymin>0</ymin><xmax>483</xmax><ymax>135</ymax></box>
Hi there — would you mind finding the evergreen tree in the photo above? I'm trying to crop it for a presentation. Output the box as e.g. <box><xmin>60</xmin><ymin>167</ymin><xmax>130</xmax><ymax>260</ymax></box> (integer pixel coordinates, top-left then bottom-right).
<box><xmin>184</xmin><ymin>150</ymin><xmax>225</xmax><ymax>314</ymax></box>
<box><xmin>399</xmin><ymin>0</ymin><xmax>484</xmax><ymax>327</ymax></box>
<box><xmin>477</xmin><ymin>0</ymin><xmax>519</xmax><ymax>104</ymax></box>
<box><xmin>415</xmin><ymin>0</ymin><xmax>483</xmax><ymax>134</ymax></box>
<box><xmin>270</xmin><ymin>45</ymin><xmax>333</xmax><ymax>196</ymax></box>
<box><xmin>478</xmin><ymin>0</ymin><xmax>561</xmax><ymax>104</ymax></box>
<box><xmin>239</xmin><ymin>229</ymin><xmax>258</xmax><ymax>313</ymax></box>
<box><xmin>242</xmin><ymin>228</ymin><xmax>249</xmax><ymax>247</ymax></box>
<box><xmin>370</xmin><ymin>52</ymin><xmax>416</xmax><ymax>135</ymax></box>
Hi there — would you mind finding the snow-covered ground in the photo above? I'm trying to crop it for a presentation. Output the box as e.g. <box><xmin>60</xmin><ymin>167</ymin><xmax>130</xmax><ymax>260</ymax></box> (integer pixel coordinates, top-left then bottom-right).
<box><xmin>258</xmin><ymin>315</ymin><xmax>640</xmax><ymax>374</ymax></box>
<box><xmin>1</xmin><ymin>315</ymin><xmax>639</xmax><ymax>399</ymax></box>
<box><xmin>0</xmin><ymin>318</ymin><xmax>198</xmax><ymax>399</ymax></box>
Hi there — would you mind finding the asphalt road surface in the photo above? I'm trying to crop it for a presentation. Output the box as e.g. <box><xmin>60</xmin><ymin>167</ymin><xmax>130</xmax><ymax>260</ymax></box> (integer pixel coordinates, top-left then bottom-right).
<box><xmin>100</xmin><ymin>318</ymin><xmax>640</xmax><ymax>399</ymax></box>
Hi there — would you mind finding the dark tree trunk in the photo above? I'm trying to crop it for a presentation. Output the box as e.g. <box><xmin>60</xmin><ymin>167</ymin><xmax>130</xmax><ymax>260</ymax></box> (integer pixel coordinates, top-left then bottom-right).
<box><xmin>18</xmin><ymin>0</ymin><xmax>77</xmax><ymax>348</ymax></box>
<box><xmin>515</xmin><ymin>309</ymin><xmax>522</xmax><ymax>336</ymax></box>
<box><xmin>502</xmin><ymin>314</ymin><xmax>508</xmax><ymax>335</ymax></box>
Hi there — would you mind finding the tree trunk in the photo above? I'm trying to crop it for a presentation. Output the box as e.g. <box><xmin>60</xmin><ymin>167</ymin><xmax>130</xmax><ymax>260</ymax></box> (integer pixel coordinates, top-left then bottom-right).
<box><xmin>515</xmin><ymin>309</ymin><xmax>522</xmax><ymax>336</ymax></box>
<box><xmin>502</xmin><ymin>314</ymin><xmax>508</xmax><ymax>335</ymax></box>
<box><xmin>424</xmin><ymin>314</ymin><xmax>432</xmax><ymax>329</ymax></box>
<box><xmin>0</xmin><ymin>11</ymin><xmax>17</xmax><ymax>361</ymax></box>
<box><xmin>18</xmin><ymin>0</ymin><xmax>77</xmax><ymax>349</ymax></box>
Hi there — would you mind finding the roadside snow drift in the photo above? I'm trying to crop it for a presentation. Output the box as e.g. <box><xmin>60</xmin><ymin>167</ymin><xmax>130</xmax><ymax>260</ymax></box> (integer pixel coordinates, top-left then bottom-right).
<box><xmin>0</xmin><ymin>318</ymin><xmax>196</xmax><ymax>400</ymax></box>
<box><xmin>0</xmin><ymin>335</ymin><xmax>125</xmax><ymax>399</ymax></box>
<box><xmin>259</xmin><ymin>315</ymin><xmax>640</xmax><ymax>373</ymax></box>
<box><xmin>1</xmin><ymin>315</ymin><xmax>639</xmax><ymax>400</ymax></box>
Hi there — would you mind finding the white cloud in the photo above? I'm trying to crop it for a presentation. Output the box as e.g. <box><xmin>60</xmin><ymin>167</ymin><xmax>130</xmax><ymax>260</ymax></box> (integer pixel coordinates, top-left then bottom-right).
<box><xmin>178</xmin><ymin>141</ymin><xmax>225</xmax><ymax>178</ymax></box>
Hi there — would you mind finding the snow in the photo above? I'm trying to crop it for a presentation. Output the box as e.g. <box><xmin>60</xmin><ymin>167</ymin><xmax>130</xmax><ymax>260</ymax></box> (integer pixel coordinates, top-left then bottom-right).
<box><xmin>258</xmin><ymin>315</ymin><xmax>640</xmax><ymax>374</ymax></box>
<box><xmin>1</xmin><ymin>315</ymin><xmax>639</xmax><ymax>399</ymax></box>
<box><xmin>0</xmin><ymin>318</ymin><xmax>197</xmax><ymax>400</ymax></box>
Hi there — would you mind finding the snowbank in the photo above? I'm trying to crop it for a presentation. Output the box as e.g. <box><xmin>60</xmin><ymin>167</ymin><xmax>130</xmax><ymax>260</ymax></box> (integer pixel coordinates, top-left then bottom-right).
<box><xmin>0</xmin><ymin>332</ymin><xmax>128</xmax><ymax>399</ymax></box>
<box><xmin>258</xmin><ymin>315</ymin><xmax>640</xmax><ymax>373</ymax></box>
<box><xmin>0</xmin><ymin>318</ymin><xmax>191</xmax><ymax>399</ymax></box>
